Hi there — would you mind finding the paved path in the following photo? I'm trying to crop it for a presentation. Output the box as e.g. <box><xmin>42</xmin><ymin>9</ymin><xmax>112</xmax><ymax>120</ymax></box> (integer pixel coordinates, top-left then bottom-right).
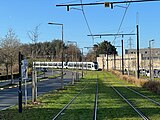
<box><xmin>0</xmin><ymin>70</ymin><xmax>74</xmax><ymax>111</ymax></box>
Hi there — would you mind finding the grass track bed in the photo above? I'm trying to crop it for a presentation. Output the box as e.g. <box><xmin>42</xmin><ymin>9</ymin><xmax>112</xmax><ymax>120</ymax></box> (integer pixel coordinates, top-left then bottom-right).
<box><xmin>0</xmin><ymin>77</ymin><xmax>91</xmax><ymax>120</ymax></box>
<box><xmin>59</xmin><ymin>80</ymin><xmax>96</xmax><ymax>120</ymax></box>
<box><xmin>105</xmin><ymin>72</ymin><xmax>160</xmax><ymax>119</ymax></box>
<box><xmin>1</xmin><ymin>71</ymin><xmax>160</xmax><ymax>120</ymax></box>
<box><xmin>97</xmin><ymin>72</ymin><xmax>140</xmax><ymax>120</ymax></box>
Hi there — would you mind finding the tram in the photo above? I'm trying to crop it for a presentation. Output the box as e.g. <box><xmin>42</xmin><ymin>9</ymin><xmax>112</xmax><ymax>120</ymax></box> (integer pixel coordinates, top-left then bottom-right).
<box><xmin>33</xmin><ymin>61</ymin><xmax>98</xmax><ymax>71</ymax></box>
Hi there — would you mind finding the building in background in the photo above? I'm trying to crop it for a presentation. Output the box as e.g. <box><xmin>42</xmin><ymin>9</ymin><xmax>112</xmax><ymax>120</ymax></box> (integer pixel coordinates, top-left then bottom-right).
<box><xmin>97</xmin><ymin>53</ymin><xmax>138</xmax><ymax>71</ymax></box>
<box><xmin>125</xmin><ymin>48</ymin><xmax>160</xmax><ymax>61</ymax></box>
<box><xmin>97</xmin><ymin>48</ymin><xmax>160</xmax><ymax>71</ymax></box>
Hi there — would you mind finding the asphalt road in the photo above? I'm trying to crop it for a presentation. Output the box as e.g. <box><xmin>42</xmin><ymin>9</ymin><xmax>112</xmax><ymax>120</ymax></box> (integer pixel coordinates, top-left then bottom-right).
<box><xmin>0</xmin><ymin>70</ymin><xmax>75</xmax><ymax>111</ymax></box>
<box><xmin>0</xmin><ymin>69</ymin><xmax>60</xmax><ymax>87</ymax></box>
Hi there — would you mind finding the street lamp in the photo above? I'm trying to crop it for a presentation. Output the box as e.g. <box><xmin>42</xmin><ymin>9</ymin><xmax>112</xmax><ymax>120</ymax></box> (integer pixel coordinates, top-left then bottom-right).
<box><xmin>67</xmin><ymin>41</ymin><xmax>78</xmax><ymax>81</ymax></box>
<box><xmin>48</xmin><ymin>22</ymin><xmax>64</xmax><ymax>89</ymax></box>
<box><xmin>80</xmin><ymin>48</ymin><xmax>84</xmax><ymax>78</ymax></box>
<box><xmin>93</xmin><ymin>44</ymin><xmax>98</xmax><ymax>62</ymax></box>
<box><xmin>84</xmin><ymin>46</ymin><xmax>96</xmax><ymax>61</ymax></box>
<box><xmin>84</xmin><ymin>47</ymin><xmax>93</xmax><ymax>72</ymax></box>
<box><xmin>149</xmin><ymin>39</ymin><xmax>154</xmax><ymax>80</ymax></box>
<box><xmin>114</xmin><ymin>46</ymin><xmax>121</xmax><ymax>70</ymax></box>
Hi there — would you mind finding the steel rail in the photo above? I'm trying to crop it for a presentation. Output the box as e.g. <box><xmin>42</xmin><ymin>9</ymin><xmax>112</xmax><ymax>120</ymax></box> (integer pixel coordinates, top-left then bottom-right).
<box><xmin>115</xmin><ymin>80</ymin><xmax>160</xmax><ymax>106</ymax></box>
<box><xmin>111</xmin><ymin>86</ymin><xmax>149</xmax><ymax>120</ymax></box>
<box><xmin>52</xmin><ymin>83</ymin><xmax>88</xmax><ymax>120</ymax></box>
<box><xmin>93</xmin><ymin>75</ymin><xmax>98</xmax><ymax>120</ymax></box>
<box><xmin>125</xmin><ymin>86</ymin><xmax>160</xmax><ymax>106</ymax></box>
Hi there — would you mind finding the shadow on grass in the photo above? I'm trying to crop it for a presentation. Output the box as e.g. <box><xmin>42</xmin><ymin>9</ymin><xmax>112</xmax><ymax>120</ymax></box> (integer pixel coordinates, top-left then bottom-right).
<box><xmin>0</xmin><ymin>107</ymin><xmax>59</xmax><ymax>120</ymax></box>
<box><xmin>0</xmin><ymin>107</ymin><xmax>133</xmax><ymax>120</ymax></box>
<box><xmin>1</xmin><ymin>73</ymin><xmax>160</xmax><ymax>120</ymax></box>
<box><xmin>1</xmin><ymin>106</ymin><xmax>159</xmax><ymax>120</ymax></box>
<box><xmin>97</xmin><ymin>74</ymin><xmax>160</xmax><ymax>120</ymax></box>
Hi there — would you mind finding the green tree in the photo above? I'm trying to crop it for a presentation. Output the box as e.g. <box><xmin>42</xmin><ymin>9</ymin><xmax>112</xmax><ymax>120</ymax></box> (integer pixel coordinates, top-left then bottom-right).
<box><xmin>96</xmin><ymin>40</ymin><xmax>117</xmax><ymax>55</ymax></box>
<box><xmin>86</xmin><ymin>40</ymin><xmax>118</xmax><ymax>62</ymax></box>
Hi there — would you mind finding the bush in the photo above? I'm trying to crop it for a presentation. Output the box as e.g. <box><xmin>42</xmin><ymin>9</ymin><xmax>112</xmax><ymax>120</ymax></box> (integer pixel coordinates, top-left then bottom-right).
<box><xmin>109</xmin><ymin>70</ymin><xmax>147</xmax><ymax>86</ymax></box>
<box><xmin>109</xmin><ymin>69</ymin><xmax>160</xmax><ymax>94</ymax></box>
<box><xmin>143</xmin><ymin>81</ymin><xmax>160</xmax><ymax>94</ymax></box>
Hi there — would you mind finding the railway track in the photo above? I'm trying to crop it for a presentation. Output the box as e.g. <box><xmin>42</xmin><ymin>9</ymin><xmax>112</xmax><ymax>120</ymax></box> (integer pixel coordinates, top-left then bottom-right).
<box><xmin>104</xmin><ymin>74</ymin><xmax>160</xmax><ymax>120</ymax></box>
<box><xmin>1</xmin><ymin>71</ymin><xmax>160</xmax><ymax>119</ymax></box>
<box><xmin>110</xmin><ymin>76</ymin><xmax>160</xmax><ymax>106</ymax></box>
<box><xmin>93</xmin><ymin>75</ymin><xmax>98</xmax><ymax>120</ymax></box>
<box><xmin>52</xmin><ymin>75</ymin><xmax>99</xmax><ymax>120</ymax></box>
<box><xmin>52</xmin><ymin>83</ymin><xmax>88</xmax><ymax>120</ymax></box>
<box><xmin>52</xmin><ymin>72</ymin><xmax>160</xmax><ymax>120</ymax></box>
<box><xmin>124</xmin><ymin>85</ymin><xmax>160</xmax><ymax>106</ymax></box>
<box><xmin>111</xmin><ymin>86</ymin><xmax>149</xmax><ymax>120</ymax></box>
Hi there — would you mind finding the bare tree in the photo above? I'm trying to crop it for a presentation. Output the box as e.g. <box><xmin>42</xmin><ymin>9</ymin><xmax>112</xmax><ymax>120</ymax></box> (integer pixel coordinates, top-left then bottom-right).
<box><xmin>86</xmin><ymin>49</ymin><xmax>95</xmax><ymax>62</ymax></box>
<box><xmin>65</xmin><ymin>43</ymin><xmax>83</xmax><ymax>62</ymax></box>
<box><xmin>0</xmin><ymin>28</ymin><xmax>21</xmax><ymax>84</ymax></box>
<box><xmin>27</xmin><ymin>24</ymin><xmax>40</xmax><ymax>60</ymax></box>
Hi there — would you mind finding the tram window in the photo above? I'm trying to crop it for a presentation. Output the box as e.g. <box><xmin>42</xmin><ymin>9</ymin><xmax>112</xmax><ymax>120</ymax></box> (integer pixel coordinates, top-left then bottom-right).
<box><xmin>88</xmin><ymin>64</ymin><xmax>91</xmax><ymax>68</ymax></box>
<box><xmin>34</xmin><ymin>63</ymin><xmax>39</xmax><ymax>66</ymax></box>
<box><xmin>64</xmin><ymin>62</ymin><xmax>67</xmax><ymax>66</ymax></box>
<box><xmin>94</xmin><ymin>64</ymin><xmax>98</xmax><ymax>69</ymax></box>
<box><xmin>53</xmin><ymin>63</ymin><xmax>57</xmax><ymax>66</ymax></box>
<box><xmin>68</xmin><ymin>63</ymin><xmax>73</xmax><ymax>67</ymax></box>
<box><xmin>48</xmin><ymin>63</ymin><xmax>52</xmax><ymax>66</ymax></box>
<box><xmin>40</xmin><ymin>63</ymin><xmax>47</xmax><ymax>66</ymax></box>
<box><xmin>58</xmin><ymin>63</ymin><xmax>62</xmax><ymax>66</ymax></box>
<box><xmin>40</xmin><ymin>63</ymin><xmax>44</xmax><ymax>66</ymax></box>
<box><xmin>71</xmin><ymin>63</ymin><xmax>73</xmax><ymax>67</ymax></box>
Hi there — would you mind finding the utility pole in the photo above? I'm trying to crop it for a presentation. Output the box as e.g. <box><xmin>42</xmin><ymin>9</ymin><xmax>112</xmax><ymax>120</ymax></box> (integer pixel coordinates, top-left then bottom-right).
<box><xmin>149</xmin><ymin>39</ymin><xmax>154</xmax><ymax>80</ymax></box>
<box><xmin>127</xmin><ymin>37</ymin><xmax>134</xmax><ymax>75</ymax></box>
<box><xmin>113</xmin><ymin>49</ymin><xmax>116</xmax><ymax>70</ymax></box>
<box><xmin>137</xmin><ymin>25</ymin><xmax>140</xmax><ymax>79</ymax></box>
<box><xmin>121</xmin><ymin>36</ymin><xmax>124</xmax><ymax>75</ymax></box>
<box><xmin>105</xmin><ymin>42</ymin><xmax>109</xmax><ymax>71</ymax></box>
<box><xmin>80</xmin><ymin>48</ymin><xmax>84</xmax><ymax>78</ymax></box>
<box><xmin>88</xmin><ymin>33</ymin><xmax>135</xmax><ymax>74</ymax></box>
<box><xmin>18</xmin><ymin>52</ymin><xmax>23</xmax><ymax>113</ymax></box>
<box><xmin>106</xmin><ymin>48</ymin><xmax>109</xmax><ymax>71</ymax></box>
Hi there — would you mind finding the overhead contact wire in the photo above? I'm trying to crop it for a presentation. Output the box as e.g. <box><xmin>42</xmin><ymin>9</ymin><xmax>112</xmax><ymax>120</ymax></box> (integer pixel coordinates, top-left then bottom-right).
<box><xmin>113</xmin><ymin>1</ymin><xmax>131</xmax><ymax>44</ymax></box>
<box><xmin>80</xmin><ymin>0</ymin><xmax>95</xmax><ymax>44</ymax></box>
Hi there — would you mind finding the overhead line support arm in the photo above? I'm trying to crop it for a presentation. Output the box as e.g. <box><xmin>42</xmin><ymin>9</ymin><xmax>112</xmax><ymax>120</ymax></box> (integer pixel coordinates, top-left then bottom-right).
<box><xmin>87</xmin><ymin>33</ymin><xmax>136</xmax><ymax>37</ymax></box>
<box><xmin>56</xmin><ymin>0</ymin><xmax>160</xmax><ymax>10</ymax></box>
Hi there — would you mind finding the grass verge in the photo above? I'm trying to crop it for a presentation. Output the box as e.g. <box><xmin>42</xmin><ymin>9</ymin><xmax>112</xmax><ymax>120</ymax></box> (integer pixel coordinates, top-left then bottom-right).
<box><xmin>1</xmin><ymin>71</ymin><xmax>160</xmax><ymax>120</ymax></box>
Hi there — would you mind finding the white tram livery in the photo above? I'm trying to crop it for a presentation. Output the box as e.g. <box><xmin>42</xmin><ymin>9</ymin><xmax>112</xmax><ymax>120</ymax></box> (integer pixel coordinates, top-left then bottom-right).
<box><xmin>33</xmin><ymin>61</ymin><xmax>98</xmax><ymax>71</ymax></box>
